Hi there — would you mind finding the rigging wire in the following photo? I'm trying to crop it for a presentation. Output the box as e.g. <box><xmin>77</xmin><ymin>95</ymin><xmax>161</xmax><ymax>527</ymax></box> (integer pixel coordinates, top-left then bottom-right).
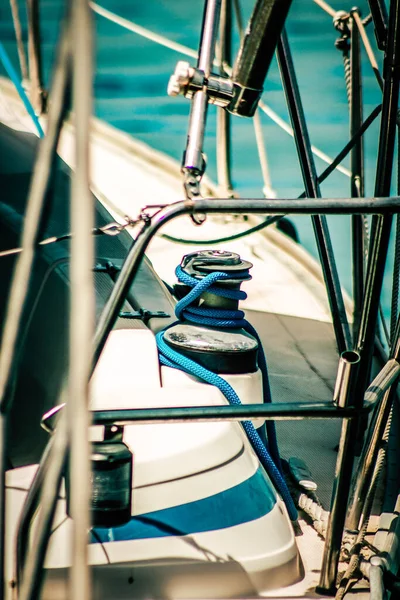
<box><xmin>90</xmin><ymin>1</ymin><xmax>351</xmax><ymax>179</ymax></box>
<box><xmin>90</xmin><ymin>2</ymin><xmax>199</xmax><ymax>61</ymax></box>
<box><xmin>0</xmin><ymin>42</ymin><xmax>44</xmax><ymax>137</ymax></box>
<box><xmin>312</xmin><ymin>0</ymin><xmax>336</xmax><ymax>18</ymax></box>
<box><xmin>257</xmin><ymin>99</ymin><xmax>351</xmax><ymax>177</ymax></box>
<box><xmin>253</xmin><ymin>109</ymin><xmax>276</xmax><ymax>197</ymax></box>
<box><xmin>352</xmin><ymin>11</ymin><xmax>384</xmax><ymax>91</ymax></box>
<box><xmin>0</xmin><ymin>219</ymin><xmax>137</xmax><ymax>259</ymax></box>
<box><xmin>336</xmin><ymin>12</ymin><xmax>389</xmax><ymax>347</ymax></box>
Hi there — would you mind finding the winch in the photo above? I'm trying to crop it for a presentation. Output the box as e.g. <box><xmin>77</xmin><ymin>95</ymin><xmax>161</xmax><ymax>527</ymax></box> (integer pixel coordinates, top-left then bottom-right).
<box><xmin>164</xmin><ymin>250</ymin><xmax>258</xmax><ymax>374</ymax></box>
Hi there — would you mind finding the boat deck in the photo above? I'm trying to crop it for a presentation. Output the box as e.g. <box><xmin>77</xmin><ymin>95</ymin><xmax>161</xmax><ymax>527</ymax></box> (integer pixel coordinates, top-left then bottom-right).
<box><xmin>248</xmin><ymin>310</ymin><xmax>339</xmax><ymax>510</ymax></box>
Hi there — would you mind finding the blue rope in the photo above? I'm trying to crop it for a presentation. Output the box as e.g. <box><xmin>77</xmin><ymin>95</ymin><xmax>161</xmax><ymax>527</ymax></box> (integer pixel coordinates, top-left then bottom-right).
<box><xmin>157</xmin><ymin>266</ymin><xmax>297</xmax><ymax>521</ymax></box>
<box><xmin>175</xmin><ymin>265</ymin><xmax>282</xmax><ymax>468</ymax></box>
<box><xmin>0</xmin><ymin>42</ymin><xmax>44</xmax><ymax>138</ymax></box>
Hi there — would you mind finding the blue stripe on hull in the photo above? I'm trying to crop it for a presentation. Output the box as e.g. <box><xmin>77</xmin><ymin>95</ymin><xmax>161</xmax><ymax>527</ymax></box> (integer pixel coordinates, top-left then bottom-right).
<box><xmin>91</xmin><ymin>467</ymin><xmax>276</xmax><ymax>543</ymax></box>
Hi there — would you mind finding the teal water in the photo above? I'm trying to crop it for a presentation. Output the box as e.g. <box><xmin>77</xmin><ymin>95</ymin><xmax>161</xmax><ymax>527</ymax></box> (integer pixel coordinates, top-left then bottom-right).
<box><xmin>0</xmin><ymin>0</ymin><xmax>396</xmax><ymax>323</ymax></box>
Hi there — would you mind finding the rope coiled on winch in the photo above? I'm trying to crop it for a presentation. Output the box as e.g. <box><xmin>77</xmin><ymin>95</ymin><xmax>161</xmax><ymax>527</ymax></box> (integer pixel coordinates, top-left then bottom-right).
<box><xmin>156</xmin><ymin>265</ymin><xmax>297</xmax><ymax>521</ymax></box>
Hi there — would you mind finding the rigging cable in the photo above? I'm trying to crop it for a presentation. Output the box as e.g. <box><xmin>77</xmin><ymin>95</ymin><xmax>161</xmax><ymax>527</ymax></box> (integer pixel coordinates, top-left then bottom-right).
<box><xmin>156</xmin><ymin>265</ymin><xmax>297</xmax><ymax>521</ymax></box>
<box><xmin>8</xmin><ymin>0</ymin><xmax>28</xmax><ymax>81</ymax></box>
<box><xmin>352</xmin><ymin>11</ymin><xmax>383</xmax><ymax>91</ymax></box>
<box><xmin>0</xmin><ymin>218</ymin><xmax>138</xmax><ymax>259</ymax></box>
<box><xmin>0</xmin><ymin>41</ymin><xmax>43</xmax><ymax>137</ymax></box>
<box><xmin>313</xmin><ymin>0</ymin><xmax>336</xmax><ymax>18</ymax></box>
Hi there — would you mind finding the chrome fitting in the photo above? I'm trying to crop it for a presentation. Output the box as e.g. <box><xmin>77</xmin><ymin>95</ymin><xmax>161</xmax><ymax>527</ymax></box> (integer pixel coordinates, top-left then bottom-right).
<box><xmin>168</xmin><ymin>61</ymin><xmax>233</xmax><ymax>107</ymax></box>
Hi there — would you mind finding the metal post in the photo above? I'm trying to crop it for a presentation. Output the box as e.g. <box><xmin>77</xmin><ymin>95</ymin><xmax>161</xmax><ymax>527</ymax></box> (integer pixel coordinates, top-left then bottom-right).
<box><xmin>317</xmin><ymin>351</ymin><xmax>361</xmax><ymax>595</ymax></box>
<box><xmin>26</xmin><ymin>0</ymin><xmax>46</xmax><ymax>113</ymax></box>
<box><xmin>216</xmin><ymin>0</ymin><xmax>234</xmax><ymax>196</ymax></box>
<box><xmin>349</xmin><ymin>10</ymin><xmax>366</xmax><ymax>342</ymax></box>
<box><xmin>18</xmin><ymin>418</ymin><xmax>68</xmax><ymax>600</ymax></box>
<box><xmin>354</xmin><ymin>0</ymin><xmax>400</xmax><ymax>408</ymax></box>
<box><xmin>333</xmin><ymin>351</ymin><xmax>361</xmax><ymax>408</ymax></box>
<box><xmin>182</xmin><ymin>0</ymin><xmax>222</xmax><ymax>200</ymax></box>
<box><xmin>276</xmin><ymin>30</ymin><xmax>351</xmax><ymax>354</ymax></box>
<box><xmin>68</xmin><ymin>0</ymin><xmax>94</xmax><ymax>597</ymax></box>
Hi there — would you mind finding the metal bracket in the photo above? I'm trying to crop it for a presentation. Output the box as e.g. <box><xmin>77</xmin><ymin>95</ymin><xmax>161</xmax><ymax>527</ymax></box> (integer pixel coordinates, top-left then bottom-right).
<box><xmin>119</xmin><ymin>309</ymin><xmax>170</xmax><ymax>323</ymax></box>
<box><xmin>168</xmin><ymin>60</ymin><xmax>233</xmax><ymax>107</ymax></box>
<box><xmin>93</xmin><ymin>261</ymin><xmax>121</xmax><ymax>277</ymax></box>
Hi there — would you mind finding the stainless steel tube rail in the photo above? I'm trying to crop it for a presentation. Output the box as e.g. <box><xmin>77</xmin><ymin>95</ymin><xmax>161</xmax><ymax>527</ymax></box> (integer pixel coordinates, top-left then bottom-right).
<box><xmin>158</xmin><ymin>196</ymin><xmax>398</xmax><ymax>215</ymax></box>
<box><xmin>216</xmin><ymin>0</ymin><xmax>234</xmax><ymax>196</ymax></box>
<box><xmin>349</xmin><ymin>10</ymin><xmax>366</xmax><ymax>342</ymax></box>
<box><xmin>41</xmin><ymin>355</ymin><xmax>394</xmax><ymax>433</ymax></box>
<box><xmin>94</xmin><ymin>194</ymin><xmax>400</xmax><ymax>366</ymax></box>
<box><xmin>90</xmin><ymin>402</ymin><xmax>375</xmax><ymax>426</ymax></box>
<box><xmin>18</xmin><ymin>417</ymin><xmax>68</xmax><ymax>600</ymax></box>
<box><xmin>182</xmin><ymin>0</ymin><xmax>221</xmax><ymax>192</ymax></box>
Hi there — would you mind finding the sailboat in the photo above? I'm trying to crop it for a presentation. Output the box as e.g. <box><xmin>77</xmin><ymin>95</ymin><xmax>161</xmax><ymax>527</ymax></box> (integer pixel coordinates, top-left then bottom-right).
<box><xmin>0</xmin><ymin>0</ymin><xmax>399</xmax><ymax>599</ymax></box>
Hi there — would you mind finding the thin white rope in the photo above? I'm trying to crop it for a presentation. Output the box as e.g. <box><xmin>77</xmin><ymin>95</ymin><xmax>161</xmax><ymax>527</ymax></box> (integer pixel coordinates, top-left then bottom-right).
<box><xmin>232</xmin><ymin>0</ymin><xmax>276</xmax><ymax>197</ymax></box>
<box><xmin>259</xmin><ymin>99</ymin><xmax>352</xmax><ymax>177</ymax></box>
<box><xmin>90</xmin><ymin>2</ymin><xmax>198</xmax><ymax>60</ymax></box>
<box><xmin>91</xmin><ymin>1</ymin><xmax>352</xmax><ymax>179</ymax></box>
<box><xmin>253</xmin><ymin>107</ymin><xmax>276</xmax><ymax>198</ymax></box>
<box><xmin>313</xmin><ymin>0</ymin><xmax>336</xmax><ymax>18</ymax></box>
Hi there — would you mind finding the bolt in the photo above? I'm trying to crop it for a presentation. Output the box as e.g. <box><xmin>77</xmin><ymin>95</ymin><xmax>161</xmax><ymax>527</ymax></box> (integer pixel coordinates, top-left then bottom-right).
<box><xmin>167</xmin><ymin>61</ymin><xmax>193</xmax><ymax>96</ymax></box>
